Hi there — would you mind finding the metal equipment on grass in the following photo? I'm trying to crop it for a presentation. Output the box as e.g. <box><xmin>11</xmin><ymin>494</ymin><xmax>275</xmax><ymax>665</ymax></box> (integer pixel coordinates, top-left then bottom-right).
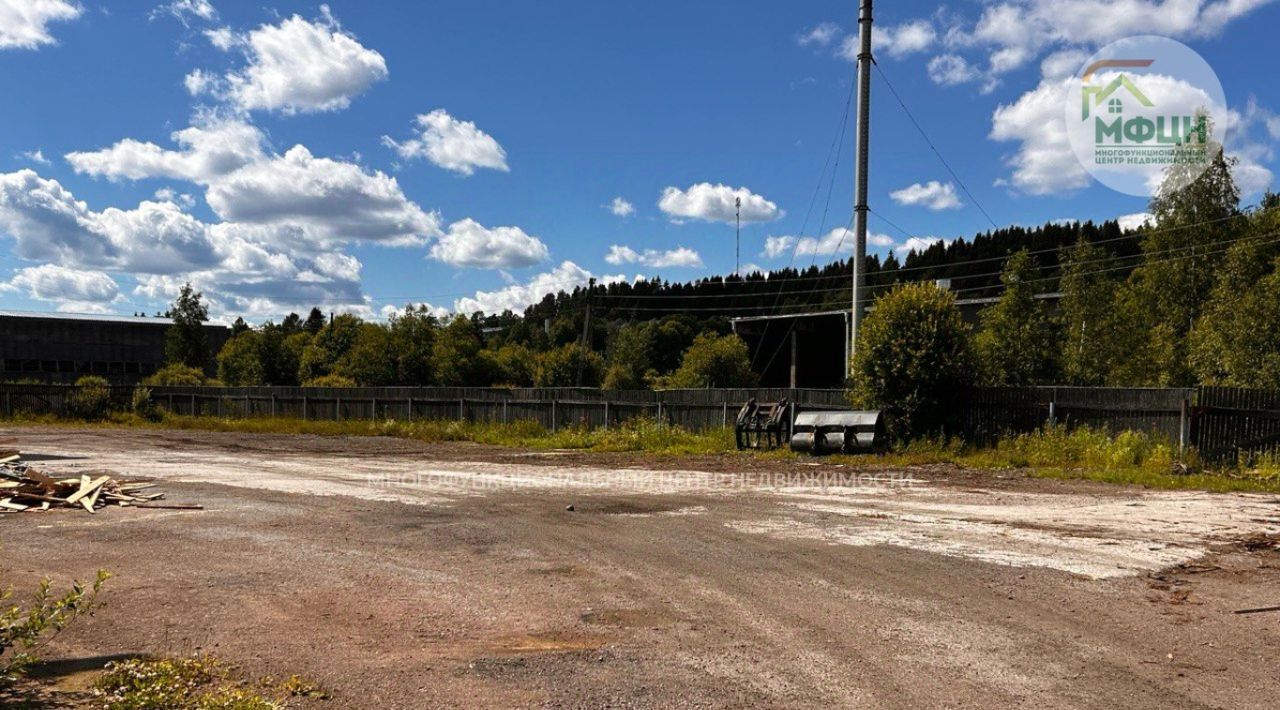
<box><xmin>734</xmin><ymin>398</ymin><xmax>792</xmax><ymax>451</ymax></box>
<box><xmin>789</xmin><ymin>410</ymin><xmax>884</xmax><ymax>455</ymax></box>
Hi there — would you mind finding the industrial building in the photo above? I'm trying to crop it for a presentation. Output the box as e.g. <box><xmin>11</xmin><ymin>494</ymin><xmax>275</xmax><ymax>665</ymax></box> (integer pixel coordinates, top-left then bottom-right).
<box><xmin>0</xmin><ymin>310</ymin><xmax>229</xmax><ymax>384</ymax></box>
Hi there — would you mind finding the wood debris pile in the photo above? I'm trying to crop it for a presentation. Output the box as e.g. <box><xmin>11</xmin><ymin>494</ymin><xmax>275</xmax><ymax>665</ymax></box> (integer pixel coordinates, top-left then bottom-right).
<box><xmin>0</xmin><ymin>447</ymin><xmax>200</xmax><ymax>515</ymax></box>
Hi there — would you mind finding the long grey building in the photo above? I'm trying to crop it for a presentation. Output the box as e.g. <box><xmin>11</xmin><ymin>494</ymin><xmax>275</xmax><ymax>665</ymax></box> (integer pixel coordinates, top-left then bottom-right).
<box><xmin>0</xmin><ymin>310</ymin><xmax>229</xmax><ymax>384</ymax></box>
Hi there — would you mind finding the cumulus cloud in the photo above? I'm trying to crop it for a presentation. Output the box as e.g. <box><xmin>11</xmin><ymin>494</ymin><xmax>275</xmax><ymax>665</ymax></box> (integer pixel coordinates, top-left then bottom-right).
<box><xmin>430</xmin><ymin>219</ymin><xmax>548</xmax><ymax>269</ymax></box>
<box><xmin>895</xmin><ymin>236</ymin><xmax>956</xmax><ymax>255</ymax></box>
<box><xmin>196</xmin><ymin>9</ymin><xmax>388</xmax><ymax>114</ymax></box>
<box><xmin>762</xmin><ymin>228</ymin><xmax>894</xmax><ymax>259</ymax></box>
<box><xmin>204</xmin><ymin>145</ymin><xmax>440</xmax><ymax>246</ymax></box>
<box><xmin>1116</xmin><ymin>212</ymin><xmax>1154</xmax><ymax>231</ymax></box>
<box><xmin>608</xmin><ymin>197</ymin><xmax>635</xmax><ymax>217</ymax></box>
<box><xmin>453</xmin><ymin>261</ymin><xmax>625</xmax><ymax>315</ymax></box>
<box><xmin>151</xmin><ymin>0</ymin><xmax>217</xmax><ymax>26</ymax></box>
<box><xmin>0</xmin><ymin>168</ymin><xmax>375</xmax><ymax>318</ymax></box>
<box><xmin>604</xmin><ymin>245</ymin><xmax>702</xmax><ymax>268</ymax></box>
<box><xmin>382</xmin><ymin>109</ymin><xmax>509</xmax><ymax>176</ymax></box>
<box><xmin>67</xmin><ymin>119</ymin><xmax>266</xmax><ymax>183</ymax></box>
<box><xmin>838</xmin><ymin>19</ymin><xmax>935</xmax><ymax>60</ymax></box>
<box><xmin>989</xmin><ymin>78</ymin><xmax>1091</xmax><ymax>195</ymax></box>
<box><xmin>658</xmin><ymin>183</ymin><xmax>782</xmax><ymax>224</ymax></box>
<box><xmin>927</xmin><ymin>54</ymin><xmax>980</xmax><ymax>86</ymax></box>
<box><xmin>797</xmin><ymin>22</ymin><xmax>841</xmax><ymax>48</ymax></box>
<box><xmin>890</xmin><ymin>181</ymin><xmax>962</xmax><ymax>210</ymax></box>
<box><xmin>0</xmin><ymin>0</ymin><xmax>81</xmax><ymax>50</ymax></box>
<box><xmin>16</xmin><ymin>150</ymin><xmax>50</xmax><ymax>166</ymax></box>
<box><xmin>3</xmin><ymin>264</ymin><xmax>120</xmax><ymax>310</ymax></box>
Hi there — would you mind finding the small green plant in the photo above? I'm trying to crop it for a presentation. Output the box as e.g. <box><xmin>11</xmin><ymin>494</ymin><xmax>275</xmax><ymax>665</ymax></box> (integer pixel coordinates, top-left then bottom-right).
<box><xmin>142</xmin><ymin>364</ymin><xmax>209</xmax><ymax>387</ymax></box>
<box><xmin>66</xmin><ymin>375</ymin><xmax>113</xmax><ymax>421</ymax></box>
<box><xmin>301</xmin><ymin>374</ymin><xmax>357</xmax><ymax>388</ymax></box>
<box><xmin>94</xmin><ymin>655</ymin><xmax>287</xmax><ymax>710</ymax></box>
<box><xmin>131</xmin><ymin>386</ymin><xmax>162</xmax><ymax>422</ymax></box>
<box><xmin>1</xmin><ymin>569</ymin><xmax>110</xmax><ymax>686</ymax></box>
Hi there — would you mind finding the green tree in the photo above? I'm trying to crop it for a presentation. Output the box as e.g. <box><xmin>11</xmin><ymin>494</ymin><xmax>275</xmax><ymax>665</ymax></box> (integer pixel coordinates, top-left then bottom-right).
<box><xmin>297</xmin><ymin>314</ymin><xmax>363</xmax><ymax>383</ymax></box>
<box><xmin>972</xmin><ymin>250</ymin><xmax>1059</xmax><ymax>385</ymax></box>
<box><xmin>602</xmin><ymin>323</ymin><xmax>654</xmax><ymax>390</ymax></box>
<box><xmin>533</xmin><ymin>343</ymin><xmax>605</xmax><ymax>387</ymax></box>
<box><xmin>432</xmin><ymin>316</ymin><xmax>485</xmax><ymax>385</ymax></box>
<box><xmin>484</xmin><ymin>343</ymin><xmax>536</xmax><ymax>386</ymax></box>
<box><xmin>336</xmin><ymin>324</ymin><xmax>397</xmax><ymax>386</ymax></box>
<box><xmin>142</xmin><ymin>363</ymin><xmax>209</xmax><ymax>386</ymax></box>
<box><xmin>163</xmin><ymin>283</ymin><xmax>210</xmax><ymax>370</ymax></box>
<box><xmin>216</xmin><ymin>330</ymin><xmax>266</xmax><ymax>385</ymax></box>
<box><xmin>230</xmin><ymin>317</ymin><xmax>250</xmax><ymax>336</ymax></box>
<box><xmin>1115</xmin><ymin>149</ymin><xmax>1242</xmax><ymax>385</ymax></box>
<box><xmin>663</xmin><ymin>333</ymin><xmax>757</xmax><ymax>389</ymax></box>
<box><xmin>388</xmin><ymin>306</ymin><xmax>438</xmax><ymax>385</ymax></box>
<box><xmin>303</xmin><ymin>307</ymin><xmax>326</xmax><ymax>334</ymax></box>
<box><xmin>1059</xmin><ymin>238</ymin><xmax>1123</xmax><ymax>385</ymax></box>
<box><xmin>849</xmin><ymin>283</ymin><xmax>972</xmax><ymax>439</ymax></box>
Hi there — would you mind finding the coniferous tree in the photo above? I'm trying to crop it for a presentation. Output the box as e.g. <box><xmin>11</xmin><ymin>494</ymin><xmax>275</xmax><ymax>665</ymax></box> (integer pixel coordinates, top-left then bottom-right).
<box><xmin>972</xmin><ymin>250</ymin><xmax>1059</xmax><ymax>385</ymax></box>
<box><xmin>164</xmin><ymin>283</ymin><xmax>210</xmax><ymax>370</ymax></box>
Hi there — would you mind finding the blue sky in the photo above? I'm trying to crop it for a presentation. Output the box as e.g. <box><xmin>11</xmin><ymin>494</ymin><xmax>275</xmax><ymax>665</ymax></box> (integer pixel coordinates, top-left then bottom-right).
<box><xmin>1</xmin><ymin>0</ymin><xmax>1277</xmax><ymax>322</ymax></box>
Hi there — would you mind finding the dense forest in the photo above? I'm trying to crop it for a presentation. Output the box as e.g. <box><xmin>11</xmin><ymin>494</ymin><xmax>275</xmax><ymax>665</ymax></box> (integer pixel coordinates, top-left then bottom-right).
<box><xmin>147</xmin><ymin>152</ymin><xmax>1280</xmax><ymax>392</ymax></box>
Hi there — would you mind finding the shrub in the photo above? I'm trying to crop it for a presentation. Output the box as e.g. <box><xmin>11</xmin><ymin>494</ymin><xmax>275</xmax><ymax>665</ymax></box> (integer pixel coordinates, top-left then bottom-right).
<box><xmin>66</xmin><ymin>375</ymin><xmax>113</xmax><ymax>420</ymax></box>
<box><xmin>850</xmin><ymin>283</ymin><xmax>973</xmax><ymax>440</ymax></box>
<box><xmin>302</xmin><ymin>374</ymin><xmax>357</xmax><ymax>388</ymax></box>
<box><xmin>2</xmin><ymin>569</ymin><xmax>110</xmax><ymax>686</ymax></box>
<box><xmin>130</xmin><ymin>386</ymin><xmax>162</xmax><ymax>422</ymax></box>
<box><xmin>142</xmin><ymin>364</ymin><xmax>208</xmax><ymax>387</ymax></box>
<box><xmin>661</xmin><ymin>333</ymin><xmax>757</xmax><ymax>389</ymax></box>
<box><xmin>533</xmin><ymin>343</ymin><xmax>605</xmax><ymax>387</ymax></box>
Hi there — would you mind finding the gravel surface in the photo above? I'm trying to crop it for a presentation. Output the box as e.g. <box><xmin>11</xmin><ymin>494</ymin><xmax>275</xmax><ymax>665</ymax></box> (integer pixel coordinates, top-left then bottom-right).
<box><xmin>3</xmin><ymin>426</ymin><xmax>1279</xmax><ymax>708</ymax></box>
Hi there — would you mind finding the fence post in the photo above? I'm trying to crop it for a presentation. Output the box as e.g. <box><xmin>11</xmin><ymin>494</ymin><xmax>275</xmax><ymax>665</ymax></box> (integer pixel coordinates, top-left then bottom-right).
<box><xmin>336</xmin><ymin>395</ymin><xmax>342</xmax><ymax>422</ymax></box>
<box><xmin>723</xmin><ymin>401</ymin><xmax>728</xmax><ymax>427</ymax></box>
<box><xmin>502</xmin><ymin>400</ymin><xmax>507</xmax><ymax>424</ymax></box>
<box><xmin>271</xmin><ymin>394</ymin><xmax>276</xmax><ymax>418</ymax></box>
<box><xmin>372</xmin><ymin>396</ymin><xmax>378</xmax><ymax>421</ymax></box>
<box><xmin>604</xmin><ymin>400</ymin><xmax>609</xmax><ymax>430</ymax></box>
<box><xmin>168</xmin><ymin>393</ymin><xmax>174</xmax><ymax>414</ymax></box>
<box><xmin>4</xmin><ymin>391</ymin><xmax>10</xmax><ymax>418</ymax></box>
<box><xmin>408</xmin><ymin>397</ymin><xmax>414</xmax><ymax>421</ymax></box>
<box><xmin>1179</xmin><ymin>394</ymin><xmax>1190</xmax><ymax>457</ymax></box>
<box><xmin>303</xmin><ymin>395</ymin><xmax>308</xmax><ymax>421</ymax></box>
<box><xmin>191</xmin><ymin>393</ymin><xmax>196</xmax><ymax>416</ymax></box>
<box><xmin>551</xmin><ymin>399</ymin><xmax>557</xmax><ymax>432</ymax></box>
<box><xmin>459</xmin><ymin>398</ymin><xmax>465</xmax><ymax>422</ymax></box>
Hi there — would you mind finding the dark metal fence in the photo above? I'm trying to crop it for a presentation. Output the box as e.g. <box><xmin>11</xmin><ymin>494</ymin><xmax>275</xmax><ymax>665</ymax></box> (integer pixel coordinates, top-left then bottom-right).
<box><xmin>0</xmin><ymin>384</ymin><xmax>849</xmax><ymax>433</ymax></box>
<box><xmin>5</xmin><ymin>382</ymin><xmax>1280</xmax><ymax>462</ymax></box>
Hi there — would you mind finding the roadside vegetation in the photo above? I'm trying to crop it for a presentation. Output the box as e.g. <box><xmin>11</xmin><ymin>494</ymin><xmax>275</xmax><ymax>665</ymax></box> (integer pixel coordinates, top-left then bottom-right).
<box><xmin>92</xmin><ymin>656</ymin><xmax>327</xmax><ymax>710</ymax></box>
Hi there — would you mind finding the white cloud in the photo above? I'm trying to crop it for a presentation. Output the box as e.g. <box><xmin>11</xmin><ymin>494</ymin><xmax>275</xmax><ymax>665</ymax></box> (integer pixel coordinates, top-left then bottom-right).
<box><xmin>927</xmin><ymin>54</ymin><xmax>979</xmax><ymax>86</ymax></box>
<box><xmin>67</xmin><ymin>119</ymin><xmax>266</xmax><ymax>183</ymax></box>
<box><xmin>205</xmin><ymin>26</ymin><xmax>237</xmax><ymax>50</ymax></box>
<box><xmin>430</xmin><ymin>218</ymin><xmax>548</xmax><ymax>269</ymax></box>
<box><xmin>151</xmin><ymin>0</ymin><xmax>217</xmax><ymax>26</ymax></box>
<box><xmin>204</xmin><ymin>144</ymin><xmax>440</xmax><ymax>246</ymax></box>
<box><xmin>1039</xmin><ymin>48</ymin><xmax>1088</xmax><ymax>80</ymax></box>
<box><xmin>658</xmin><ymin>183</ymin><xmax>782</xmax><ymax>224</ymax></box>
<box><xmin>604</xmin><ymin>245</ymin><xmax>702</xmax><ymax>268</ymax></box>
<box><xmin>608</xmin><ymin>197</ymin><xmax>635</xmax><ymax>217</ymax></box>
<box><xmin>16</xmin><ymin>150</ymin><xmax>50</xmax><ymax>166</ymax></box>
<box><xmin>890</xmin><ymin>181</ymin><xmax>962</xmax><ymax>210</ymax></box>
<box><xmin>154</xmin><ymin>188</ymin><xmax>196</xmax><ymax>208</ymax></box>
<box><xmin>989</xmin><ymin>77</ymin><xmax>1091</xmax><ymax>195</ymax></box>
<box><xmin>895</xmin><ymin>236</ymin><xmax>955</xmax><ymax>255</ymax></box>
<box><xmin>1116</xmin><ymin>212</ymin><xmax>1154</xmax><ymax>231</ymax></box>
<box><xmin>382</xmin><ymin>109</ymin><xmax>508</xmax><ymax>176</ymax></box>
<box><xmin>454</xmin><ymin>261</ymin><xmax>625</xmax><ymax>315</ymax></box>
<box><xmin>3</xmin><ymin>264</ymin><xmax>120</xmax><ymax>308</ymax></box>
<box><xmin>0</xmin><ymin>0</ymin><xmax>81</xmax><ymax>50</ymax></box>
<box><xmin>762</xmin><ymin>228</ymin><xmax>894</xmax><ymax>259</ymax></box>
<box><xmin>921</xmin><ymin>0</ymin><xmax>1274</xmax><ymax>93</ymax></box>
<box><xmin>798</xmin><ymin>22</ymin><xmax>841</xmax><ymax>48</ymax></box>
<box><xmin>203</xmin><ymin>9</ymin><xmax>388</xmax><ymax>114</ymax></box>
<box><xmin>839</xmin><ymin>20</ymin><xmax>935</xmax><ymax>60</ymax></box>
<box><xmin>184</xmin><ymin>69</ymin><xmax>216</xmax><ymax>96</ymax></box>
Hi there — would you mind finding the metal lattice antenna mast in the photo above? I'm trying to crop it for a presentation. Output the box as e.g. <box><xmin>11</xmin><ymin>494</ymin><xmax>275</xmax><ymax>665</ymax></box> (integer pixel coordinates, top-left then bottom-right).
<box><xmin>735</xmin><ymin>196</ymin><xmax>742</xmax><ymax>277</ymax></box>
<box><xmin>850</xmin><ymin>0</ymin><xmax>873</xmax><ymax>373</ymax></box>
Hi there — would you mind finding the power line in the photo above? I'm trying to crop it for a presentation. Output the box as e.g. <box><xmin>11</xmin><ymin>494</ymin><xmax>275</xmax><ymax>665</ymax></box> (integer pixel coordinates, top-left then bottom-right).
<box><xmin>872</xmin><ymin>59</ymin><xmax>1000</xmax><ymax>231</ymax></box>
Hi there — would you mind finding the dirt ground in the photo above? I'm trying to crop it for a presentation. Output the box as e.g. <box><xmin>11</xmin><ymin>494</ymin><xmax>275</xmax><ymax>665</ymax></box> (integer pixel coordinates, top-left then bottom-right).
<box><xmin>3</xmin><ymin>426</ymin><xmax>1280</xmax><ymax>709</ymax></box>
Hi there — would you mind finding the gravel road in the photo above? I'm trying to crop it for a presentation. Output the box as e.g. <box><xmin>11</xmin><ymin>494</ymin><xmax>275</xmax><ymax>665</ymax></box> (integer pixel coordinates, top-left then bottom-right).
<box><xmin>3</xmin><ymin>427</ymin><xmax>1279</xmax><ymax>708</ymax></box>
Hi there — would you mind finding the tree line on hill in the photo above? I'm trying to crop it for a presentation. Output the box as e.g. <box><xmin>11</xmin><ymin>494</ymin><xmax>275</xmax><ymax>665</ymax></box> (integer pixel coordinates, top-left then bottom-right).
<box><xmin>151</xmin><ymin>151</ymin><xmax>1280</xmax><ymax>398</ymax></box>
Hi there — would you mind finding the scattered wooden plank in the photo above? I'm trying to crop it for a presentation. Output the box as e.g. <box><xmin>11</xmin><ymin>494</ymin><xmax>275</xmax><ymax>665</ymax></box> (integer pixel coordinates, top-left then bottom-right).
<box><xmin>1234</xmin><ymin>605</ymin><xmax>1280</xmax><ymax>615</ymax></box>
<box><xmin>133</xmin><ymin>502</ymin><xmax>203</xmax><ymax>510</ymax></box>
<box><xmin>65</xmin><ymin>476</ymin><xmax>109</xmax><ymax>505</ymax></box>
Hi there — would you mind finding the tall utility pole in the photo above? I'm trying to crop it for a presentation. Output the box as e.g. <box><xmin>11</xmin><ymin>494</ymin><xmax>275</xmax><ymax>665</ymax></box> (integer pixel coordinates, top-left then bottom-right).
<box><xmin>735</xmin><ymin>196</ymin><xmax>742</xmax><ymax>278</ymax></box>
<box><xmin>849</xmin><ymin>0</ymin><xmax>873</xmax><ymax>373</ymax></box>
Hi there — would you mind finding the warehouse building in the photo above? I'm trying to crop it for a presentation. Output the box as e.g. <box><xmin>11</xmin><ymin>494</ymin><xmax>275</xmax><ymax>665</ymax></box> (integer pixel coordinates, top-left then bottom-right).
<box><xmin>0</xmin><ymin>310</ymin><xmax>229</xmax><ymax>384</ymax></box>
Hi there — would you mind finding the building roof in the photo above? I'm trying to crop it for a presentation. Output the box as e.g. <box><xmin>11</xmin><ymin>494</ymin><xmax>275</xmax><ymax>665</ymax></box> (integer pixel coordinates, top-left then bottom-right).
<box><xmin>0</xmin><ymin>309</ymin><xmax>172</xmax><ymax>326</ymax></box>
